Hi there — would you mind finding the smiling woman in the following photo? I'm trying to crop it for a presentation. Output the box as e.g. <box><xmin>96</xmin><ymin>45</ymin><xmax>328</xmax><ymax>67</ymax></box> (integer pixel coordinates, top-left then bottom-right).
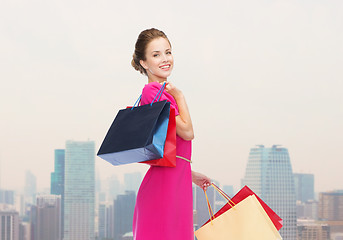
<box><xmin>130</xmin><ymin>28</ymin><xmax>211</xmax><ymax>240</ymax></box>
<box><xmin>139</xmin><ymin>37</ymin><xmax>174</xmax><ymax>81</ymax></box>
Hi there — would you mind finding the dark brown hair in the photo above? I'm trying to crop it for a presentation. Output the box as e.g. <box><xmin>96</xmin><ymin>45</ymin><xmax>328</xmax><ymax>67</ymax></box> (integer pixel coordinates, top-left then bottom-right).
<box><xmin>131</xmin><ymin>28</ymin><xmax>171</xmax><ymax>75</ymax></box>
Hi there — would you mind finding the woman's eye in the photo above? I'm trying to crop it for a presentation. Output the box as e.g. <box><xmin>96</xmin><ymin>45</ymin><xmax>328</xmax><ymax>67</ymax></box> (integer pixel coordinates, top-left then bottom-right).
<box><xmin>153</xmin><ymin>54</ymin><xmax>159</xmax><ymax>57</ymax></box>
<box><xmin>166</xmin><ymin>51</ymin><xmax>172</xmax><ymax>55</ymax></box>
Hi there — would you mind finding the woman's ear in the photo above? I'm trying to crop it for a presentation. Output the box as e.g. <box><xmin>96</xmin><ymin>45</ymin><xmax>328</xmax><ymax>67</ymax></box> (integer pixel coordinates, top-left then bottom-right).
<box><xmin>140</xmin><ymin>60</ymin><xmax>148</xmax><ymax>70</ymax></box>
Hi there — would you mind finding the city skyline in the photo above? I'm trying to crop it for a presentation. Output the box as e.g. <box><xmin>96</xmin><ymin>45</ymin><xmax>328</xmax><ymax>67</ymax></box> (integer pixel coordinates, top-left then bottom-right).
<box><xmin>1</xmin><ymin>0</ymin><xmax>342</xmax><ymax>193</ymax></box>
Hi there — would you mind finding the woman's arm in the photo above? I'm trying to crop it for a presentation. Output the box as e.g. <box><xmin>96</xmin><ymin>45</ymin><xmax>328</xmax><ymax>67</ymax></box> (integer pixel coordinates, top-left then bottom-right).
<box><xmin>192</xmin><ymin>171</ymin><xmax>211</xmax><ymax>190</ymax></box>
<box><xmin>165</xmin><ymin>82</ymin><xmax>194</xmax><ymax>141</ymax></box>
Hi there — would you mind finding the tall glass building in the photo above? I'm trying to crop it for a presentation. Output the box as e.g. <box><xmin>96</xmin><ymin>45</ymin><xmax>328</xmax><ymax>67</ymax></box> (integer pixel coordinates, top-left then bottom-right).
<box><xmin>51</xmin><ymin>149</ymin><xmax>65</xmax><ymax>239</ymax></box>
<box><xmin>64</xmin><ymin>140</ymin><xmax>95</xmax><ymax>240</ymax></box>
<box><xmin>241</xmin><ymin>145</ymin><xmax>297</xmax><ymax>239</ymax></box>
<box><xmin>294</xmin><ymin>173</ymin><xmax>315</xmax><ymax>202</ymax></box>
<box><xmin>51</xmin><ymin>149</ymin><xmax>65</xmax><ymax>195</ymax></box>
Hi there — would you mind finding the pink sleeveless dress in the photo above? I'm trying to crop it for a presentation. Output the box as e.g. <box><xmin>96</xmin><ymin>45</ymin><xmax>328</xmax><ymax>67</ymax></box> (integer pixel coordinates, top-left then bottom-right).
<box><xmin>132</xmin><ymin>82</ymin><xmax>194</xmax><ymax>240</ymax></box>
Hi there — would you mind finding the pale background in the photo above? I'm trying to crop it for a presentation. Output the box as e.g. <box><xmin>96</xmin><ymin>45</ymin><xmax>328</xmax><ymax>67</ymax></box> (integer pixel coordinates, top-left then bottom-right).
<box><xmin>1</xmin><ymin>0</ymin><xmax>342</xmax><ymax>193</ymax></box>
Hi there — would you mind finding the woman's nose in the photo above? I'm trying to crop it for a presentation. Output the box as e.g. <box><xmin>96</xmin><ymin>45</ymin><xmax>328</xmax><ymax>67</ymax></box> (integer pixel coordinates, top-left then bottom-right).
<box><xmin>161</xmin><ymin>53</ymin><xmax>168</xmax><ymax>62</ymax></box>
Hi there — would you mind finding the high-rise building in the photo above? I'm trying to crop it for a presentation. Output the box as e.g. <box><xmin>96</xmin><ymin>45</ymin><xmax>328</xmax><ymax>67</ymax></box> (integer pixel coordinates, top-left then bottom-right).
<box><xmin>114</xmin><ymin>191</ymin><xmax>136</xmax><ymax>240</ymax></box>
<box><xmin>98</xmin><ymin>203</ymin><xmax>106</xmax><ymax>239</ymax></box>
<box><xmin>51</xmin><ymin>149</ymin><xmax>65</xmax><ymax>239</ymax></box>
<box><xmin>19</xmin><ymin>221</ymin><xmax>30</xmax><ymax>240</ymax></box>
<box><xmin>297</xmin><ymin>219</ymin><xmax>330</xmax><ymax>240</ymax></box>
<box><xmin>241</xmin><ymin>145</ymin><xmax>297</xmax><ymax>240</ymax></box>
<box><xmin>294</xmin><ymin>173</ymin><xmax>315</xmax><ymax>202</ymax></box>
<box><xmin>124</xmin><ymin>172</ymin><xmax>142</xmax><ymax>194</ymax></box>
<box><xmin>51</xmin><ymin>149</ymin><xmax>65</xmax><ymax>195</ymax></box>
<box><xmin>0</xmin><ymin>189</ymin><xmax>15</xmax><ymax>205</ymax></box>
<box><xmin>98</xmin><ymin>202</ymin><xmax>114</xmax><ymax>239</ymax></box>
<box><xmin>64</xmin><ymin>140</ymin><xmax>95</xmax><ymax>240</ymax></box>
<box><xmin>0</xmin><ymin>209</ymin><xmax>19</xmax><ymax>240</ymax></box>
<box><xmin>318</xmin><ymin>190</ymin><xmax>343</xmax><ymax>234</ymax></box>
<box><xmin>297</xmin><ymin>199</ymin><xmax>318</xmax><ymax>220</ymax></box>
<box><xmin>35</xmin><ymin>195</ymin><xmax>61</xmax><ymax>240</ymax></box>
<box><xmin>24</xmin><ymin>171</ymin><xmax>36</xmax><ymax>204</ymax></box>
<box><xmin>108</xmin><ymin>174</ymin><xmax>122</xmax><ymax>201</ymax></box>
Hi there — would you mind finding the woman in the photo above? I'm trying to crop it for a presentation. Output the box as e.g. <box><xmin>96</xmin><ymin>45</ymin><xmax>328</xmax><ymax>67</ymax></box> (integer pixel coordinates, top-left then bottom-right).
<box><xmin>131</xmin><ymin>28</ymin><xmax>211</xmax><ymax>240</ymax></box>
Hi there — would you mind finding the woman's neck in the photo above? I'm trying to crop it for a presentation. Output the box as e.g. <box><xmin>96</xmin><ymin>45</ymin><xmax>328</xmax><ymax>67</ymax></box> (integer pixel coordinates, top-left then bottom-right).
<box><xmin>147</xmin><ymin>75</ymin><xmax>167</xmax><ymax>84</ymax></box>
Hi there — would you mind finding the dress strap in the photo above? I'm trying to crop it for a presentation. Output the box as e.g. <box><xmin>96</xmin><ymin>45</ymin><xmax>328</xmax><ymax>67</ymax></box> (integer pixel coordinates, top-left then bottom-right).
<box><xmin>176</xmin><ymin>155</ymin><xmax>192</xmax><ymax>163</ymax></box>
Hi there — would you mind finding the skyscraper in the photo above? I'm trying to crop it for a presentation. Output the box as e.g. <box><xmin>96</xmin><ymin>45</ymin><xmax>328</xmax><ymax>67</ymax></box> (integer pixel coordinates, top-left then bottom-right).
<box><xmin>108</xmin><ymin>174</ymin><xmax>122</xmax><ymax>201</ymax></box>
<box><xmin>241</xmin><ymin>145</ymin><xmax>297</xmax><ymax>240</ymax></box>
<box><xmin>114</xmin><ymin>191</ymin><xmax>136</xmax><ymax>240</ymax></box>
<box><xmin>0</xmin><ymin>208</ymin><xmax>19</xmax><ymax>240</ymax></box>
<box><xmin>297</xmin><ymin>219</ymin><xmax>330</xmax><ymax>240</ymax></box>
<box><xmin>294</xmin><ymin>173</ymin><xmax>315</xmax><ymax>202</ymax></box>
<box><xmin>64</xmin><ymin>140</ymin><xmax>95</xmax><ymax>240</ymax></box>
<box><xmin>0</xmin><ymin>189</ymin><xmax>15</xmax><ymax>205</ymax></box>
<box><xmin>318</xmin><ymin>190</ymin><xmax>343</xmax><ymax>235</ymax></box>
<box><xmin>35</xmin><ymin>195</ymin><xmax>61</xmax><ymax>240</ymax></box>
<box><xmin>24</xmin><ymin>171</ymin><xmax>36</xmax><ymax>204</ymax></box>
<box><xmin>124</xmin><ymin>172</ymin><xmax>142</xmax><ymax>193</ymax></box>
<box><xmin>51</xmin><ymin>149</ymin><xmax>65</xmax><ymax>239</ymax></box>
<box><xmin>51</xmin><ymin>149</ymin><xmax>65</xmax><ymax>195</ymax></box>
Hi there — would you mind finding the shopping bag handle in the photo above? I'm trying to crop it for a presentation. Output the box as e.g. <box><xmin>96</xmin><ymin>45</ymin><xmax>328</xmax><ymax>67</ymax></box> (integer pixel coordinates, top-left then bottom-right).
<box><xmin>151</xmin><ymin>82</ymin><xmax>166</xmax><ymax>105</ymax></box>
<box><xmin>204</xmin><ymin>183</ymin><xmax>236</xmax><ymax>225</ymax></box>
<box><xmin>131</xmin><ymin>82</ymin><xmax>167</xmax><ymax>110</ymax></box>
<box><xmin>212</xmin><ymin>183</ymin><xmax>236</xmax><ymax>207</ymax></box>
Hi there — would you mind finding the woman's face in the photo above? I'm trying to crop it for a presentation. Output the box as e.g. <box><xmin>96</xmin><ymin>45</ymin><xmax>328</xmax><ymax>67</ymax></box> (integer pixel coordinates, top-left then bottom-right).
<box><xmin>140</xmin><ymin>37</ymin><xmax>174</xmax><ymax>81</ymax></box>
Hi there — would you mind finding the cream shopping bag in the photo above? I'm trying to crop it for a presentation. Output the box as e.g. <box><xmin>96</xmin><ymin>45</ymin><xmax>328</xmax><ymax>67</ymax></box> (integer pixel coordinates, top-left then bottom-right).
<box><xmin>195</xmin><ymin>185</ymin><xmax>282</xmax><ymax>240</ymax></box>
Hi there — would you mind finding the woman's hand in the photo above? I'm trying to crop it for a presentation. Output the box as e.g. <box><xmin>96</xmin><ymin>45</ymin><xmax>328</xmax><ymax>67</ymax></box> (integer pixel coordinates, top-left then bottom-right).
<box><xmin>192</xmin><ymin>171</ymin><xmax>211</xmax><ymax>190</ymax></box>
<box><xmin>164</xmin><ymin>81</ymin><xmax>182</xmax><ymax>99</ymax></box>
<box><xmin>162</xmin><ymin>81</ymin><xmax>194</xmax><ymax>141</ymax></box>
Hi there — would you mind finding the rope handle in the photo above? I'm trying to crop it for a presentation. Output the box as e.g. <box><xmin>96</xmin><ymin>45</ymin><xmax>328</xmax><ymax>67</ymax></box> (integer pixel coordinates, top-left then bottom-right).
<box><xmin>212</xmin><ymin>183</ymin><xmax>236</xmax><ymax>208</ymax></box>
<box><xmin>131</xmin><ymin>82</ymin><xmax>167</xmax><ymax>110</ymax></box>
<box><xmin>204</xmin><ymin>189</ymin><xmax>215</xmax><ymax>225</ymax></box>
<box><xmin>151</xmin><ymin>82</ymin><xmax>167</xmax><ymax>105</ymax></box>
<box><xmin>203</xmin><ymin>183</ymin><xmax>237</xmax><ymax>224</ymax></box>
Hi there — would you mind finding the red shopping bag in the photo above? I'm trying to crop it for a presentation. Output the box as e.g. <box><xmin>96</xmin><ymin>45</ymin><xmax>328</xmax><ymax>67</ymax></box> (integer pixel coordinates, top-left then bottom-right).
<box><xmin>140</xmin><ymin>108</ymin><xmax>176</xmax><ymax>167</ymax></box>
<box><xmin>204</xmin><ymin>184</ymin><xmax>283</xmax><ymax>231</ymax></box>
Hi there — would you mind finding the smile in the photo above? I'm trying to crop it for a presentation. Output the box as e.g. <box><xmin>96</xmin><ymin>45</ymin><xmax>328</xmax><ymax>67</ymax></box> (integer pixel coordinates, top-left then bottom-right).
<box><xmin>160</xmin><ymin>64</ymin><xmax>171</xmax><ymax>70</ymax></box>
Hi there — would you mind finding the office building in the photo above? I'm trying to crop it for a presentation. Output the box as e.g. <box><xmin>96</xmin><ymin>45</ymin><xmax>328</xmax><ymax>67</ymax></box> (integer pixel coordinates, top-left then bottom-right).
<box><xmin>64</xmin><ymin>140</ymin><xmax>95</xmax><ymax>240</ymax></box>
<box><xmin>51</xmin><ymin>149</ymin><xmax>65</xmax><ymax>195</ymax></box>
<box><xmin>108</xmin><ymin>174</ymin><xmax>122</xmax><ymax>201</ymax></box>
<box><xmin>297</xmin><ymin>219</ymin><xmax>330</xmax><ymax>240</ymax></box>
<box><xmin>297</xmin><ymin>200</ymin><xmax>318</xmax><ymax>220</ymax></box>
<box><xmin>124</xmin><ymin>172</ymin><xmax>142</xmax><ymax>194</ymax></box>
<box><xmin>241</xmin><ymin>145</ymin><xmax>297</xmax><ymax>240</ymax></box>
<box><xmin>24</xmin><ymin>171</ymin><xmax>36</xmax><ymax>204</ymax></box>
<box><xmin>0</xmin><ymin>189</ymin><xmax>15</xmax><ymax>205</ymax></box>
<box><xmin>0</xmin><ymin>209</ymin><xmax>19</xmax><ymax>240</ymax></box>
<box><xmin>318</xmin><ymin>190</ymin><xmax>343</xmax><ymax>234</ymax></box>
<box><xmin>294</xmin><ymin>173</ymin><xmax>315</xmax><ymax>202</ymax></box>
<box><xmin>114</xmin><ymin>191</ymin><xmax>136</xmax><ymax>240</ymax></box>
<box><xmin>51</xmin><ymin>149</ymin><xmax>65</xmax><ymax>239</ymax></box>
<box><xmin>35</xmin><ymin>195</ymin><xmax>61</xmax><ymax>240</ymax></box>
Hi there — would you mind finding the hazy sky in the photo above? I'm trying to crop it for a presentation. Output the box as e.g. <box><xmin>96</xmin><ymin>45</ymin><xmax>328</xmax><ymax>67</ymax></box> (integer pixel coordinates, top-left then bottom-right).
<box><xmin>1</xmin><ymin>0</ymin><xmax>342</xmax><ymax>193</ymax></box>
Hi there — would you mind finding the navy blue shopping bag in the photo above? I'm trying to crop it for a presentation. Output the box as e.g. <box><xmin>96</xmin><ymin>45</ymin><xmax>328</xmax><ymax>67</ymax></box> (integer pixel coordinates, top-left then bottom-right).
<box><xmin>97</xmin><ymin>83</ymin><xmax>170</xmax><ymax>166</ymax></box>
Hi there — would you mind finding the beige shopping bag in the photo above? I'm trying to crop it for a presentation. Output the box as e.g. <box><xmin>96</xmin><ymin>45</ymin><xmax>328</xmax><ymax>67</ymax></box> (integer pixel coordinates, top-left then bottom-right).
<box><xmin>195</xmin><ymin>187</ymin><xmax>282</xmax><ymax>240</ymax></box>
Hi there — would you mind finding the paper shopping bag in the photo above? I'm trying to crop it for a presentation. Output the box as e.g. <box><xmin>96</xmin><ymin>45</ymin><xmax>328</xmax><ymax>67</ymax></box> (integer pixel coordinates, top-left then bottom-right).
<box><xmin>140</xmin><ymin>108</ymin><xmax>176</xmax><ymax>167</ymax></box>
<box><xmin>204</xmin><ymin>184</ymin><xmax>283</xmax><ymax>230</ymax></box>
<box><xmin>97</xmin><ymin>83</ymin><xmax>170</xmax><ymax>166</ymax></box>
<box><xmin>195</xmin><ymin>193</ymin><xmax>282</xmax><ymax>240</ymax></box>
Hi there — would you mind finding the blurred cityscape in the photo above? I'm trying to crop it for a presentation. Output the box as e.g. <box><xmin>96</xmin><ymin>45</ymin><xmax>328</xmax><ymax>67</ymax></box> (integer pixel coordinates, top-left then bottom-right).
<box><xmin>1</xmin><ymin>141</ymin><xmax>342</xmax><ymax>240</ymax></box>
